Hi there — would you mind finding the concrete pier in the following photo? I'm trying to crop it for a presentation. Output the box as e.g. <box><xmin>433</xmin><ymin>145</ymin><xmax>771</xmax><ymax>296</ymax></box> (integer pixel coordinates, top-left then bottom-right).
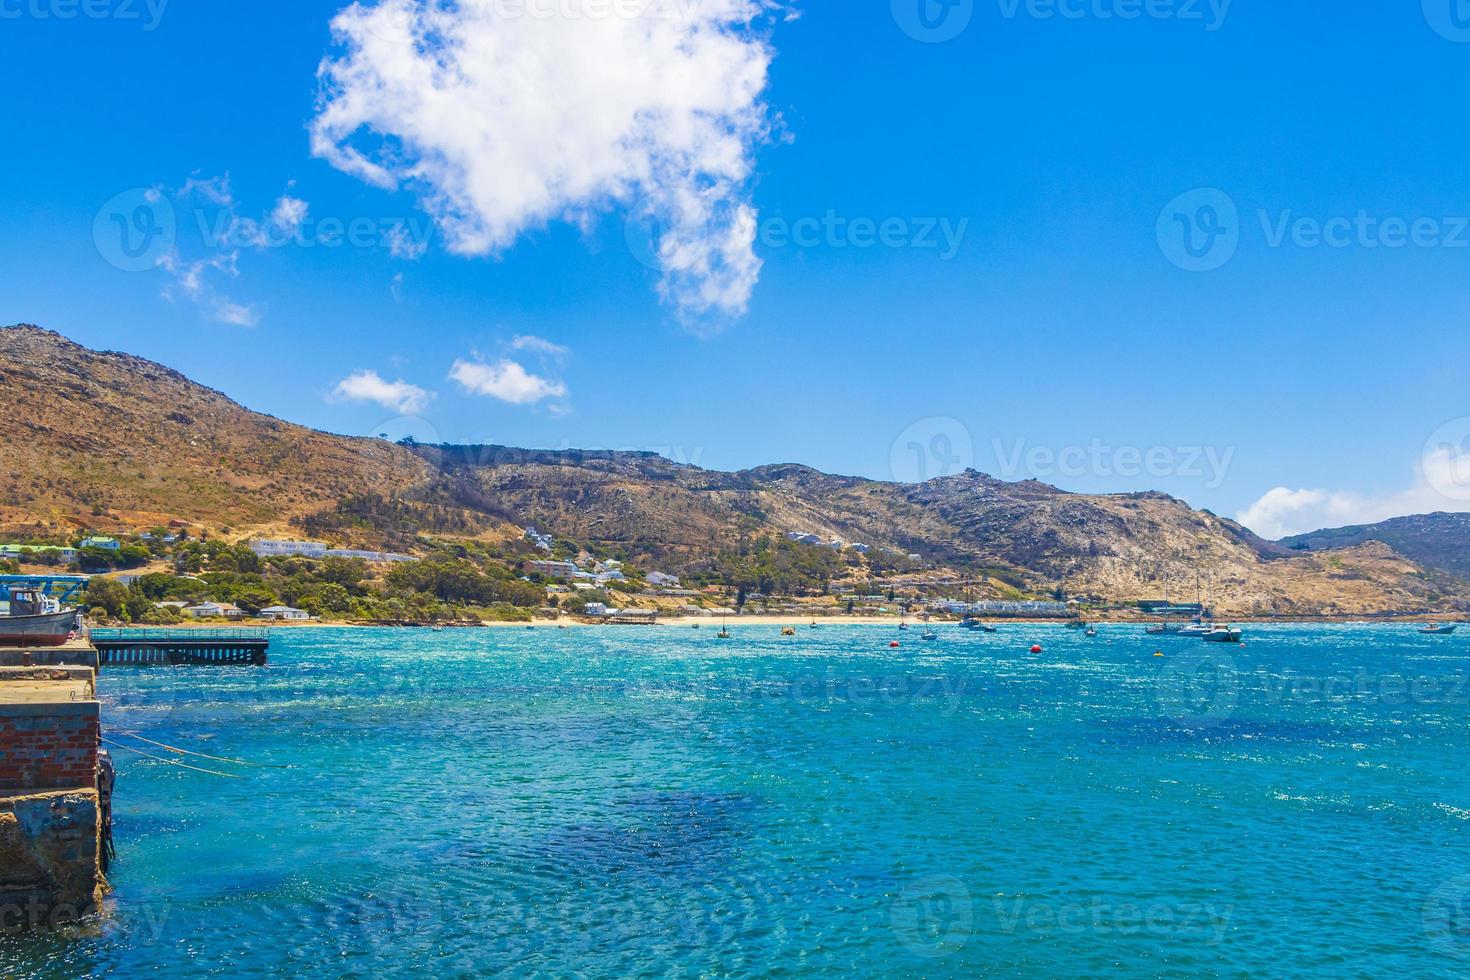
<box><xmin>0</xmin><ymin>659</ymin><xmax>107</xmax><ymax>928</ymax></box>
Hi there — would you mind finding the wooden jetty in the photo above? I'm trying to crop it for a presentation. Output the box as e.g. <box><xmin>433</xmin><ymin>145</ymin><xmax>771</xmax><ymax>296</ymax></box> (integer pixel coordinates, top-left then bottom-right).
<box><xmin>89</xmin><ymin>628</ymin><xmax>269</xmax><ymax>667</ymax></box>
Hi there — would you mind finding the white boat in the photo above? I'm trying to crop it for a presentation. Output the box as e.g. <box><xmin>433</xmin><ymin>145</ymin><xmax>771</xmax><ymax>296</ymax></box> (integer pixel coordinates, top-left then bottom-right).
<box><xmin>1420</xmin><ymin>623</ymin><xmax>1459</xmax><ymax>635</ymax></box>
<box><xmin>1202</xmin><ymin>625</ymin><xmax>1242</xmax><ymax>643</ymax></box>
<box><xmin>1177</xmin><ymin>621</ymin><xmax>1215</xmax><ymax>638</ymax></box>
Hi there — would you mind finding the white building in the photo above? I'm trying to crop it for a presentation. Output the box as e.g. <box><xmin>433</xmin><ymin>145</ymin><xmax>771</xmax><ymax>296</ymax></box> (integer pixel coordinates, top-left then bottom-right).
<box><xmin>786</xmin><ymin>532</ymin><xmax>822</xmax><ymax>545</ymax></box>
<box><xmin>324</xmin><ymin>549</ymin><xmax>413</xmax><ymax>562</ymax></box>
<box><xmin>185</xmin><ymin>602</ymin><xmax>243</xmax><ymax>619</ymax></box>
<box><xmin>647</xmin><ymin>571</ymin><xmax>681</xmax><ymax>587</ymax></box>
<box><xmin>258</xmin><ymin>605</ymin><xmax>310</xmax><ymax>621</ymax></box>
<box><xmin>528</xmin><ymin>560</ymin><xmax>580</xmax><ymax>580</ymax></box>
<box><xmin>249</xmin><ymin>539</ymin><xmax>329</xmax><ymax>558</ymax></box>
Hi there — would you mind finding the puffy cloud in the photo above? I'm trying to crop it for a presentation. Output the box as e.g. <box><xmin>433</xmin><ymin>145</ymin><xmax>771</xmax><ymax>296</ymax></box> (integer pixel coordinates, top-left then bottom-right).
<box><xmin>311</xmin><ymin>0</ymin><xmax>779</xmax><ymax>326</ymax></box>
<box><xmin>449</xmin><ymin>357</ymin><xmax>567</xmax><ymax>404</ymax></box>
<box><xmin>331</xmin><ymin>369</ymin><xmax>435</xmax><ymax>414</ymax></box>
<box><xmin>1236</xmin><ymin>442</ymin><xmax>1470</xmax><ymax>539</ymax></box>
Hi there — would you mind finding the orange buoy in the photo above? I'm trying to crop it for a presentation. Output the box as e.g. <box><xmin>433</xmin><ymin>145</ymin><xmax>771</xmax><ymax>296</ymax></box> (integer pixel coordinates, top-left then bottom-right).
<box><xmin>1030</xmin><ymin>644</ymin><xmax>1042</xmax><ymax>654</ymax></box>
<box><xmin>890</xmin><ymin>641</ymin><xmax>900</xmax><ymax>648</ymax></box>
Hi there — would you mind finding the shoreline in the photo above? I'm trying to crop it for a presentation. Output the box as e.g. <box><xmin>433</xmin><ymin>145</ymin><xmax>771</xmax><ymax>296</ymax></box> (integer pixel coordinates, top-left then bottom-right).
<box><xmin>96</xmin><ymin>613</ymin><xmax>1462</xmax><ymax>630</ymax></box>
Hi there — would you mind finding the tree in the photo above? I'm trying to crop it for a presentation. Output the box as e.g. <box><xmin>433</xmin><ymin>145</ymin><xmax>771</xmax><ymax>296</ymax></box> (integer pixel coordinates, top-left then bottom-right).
<box><xmin>233</xmin><ymin>588</ymin><xmax>279</xmax><ymax>616</ymax></box>
<box><xmin>313</xmin><ymin>583</ymin><xmax>353</xmax><ymax>614</ymax></box>
<box><xmin>84</xmin><ymin>578</ymin><xmax>129</xmax><ymax>619</ymax></box>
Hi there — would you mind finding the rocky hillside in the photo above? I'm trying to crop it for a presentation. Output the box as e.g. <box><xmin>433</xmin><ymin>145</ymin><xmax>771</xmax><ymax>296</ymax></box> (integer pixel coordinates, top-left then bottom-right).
<box><xmin>0</xmin><ymin>325</ymin><xmax>432</xmax><ymax>533</ymax></box>
<box><xmin>1279</xmin><ymin>512</ymin><xmax>1470</xmax><ymax>581</ymax></box>
<box><xmin>3</xmin><ymin>323</ymin><xmax>1466</xmax><ymax>616</ymax></box>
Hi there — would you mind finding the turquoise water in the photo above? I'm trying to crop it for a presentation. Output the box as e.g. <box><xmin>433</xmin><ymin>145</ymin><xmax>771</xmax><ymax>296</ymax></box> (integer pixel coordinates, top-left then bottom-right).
<box><xmin>4</xmin><ymin>623</ymin><xmax>1470</xmax><ymax>977</ymax></box>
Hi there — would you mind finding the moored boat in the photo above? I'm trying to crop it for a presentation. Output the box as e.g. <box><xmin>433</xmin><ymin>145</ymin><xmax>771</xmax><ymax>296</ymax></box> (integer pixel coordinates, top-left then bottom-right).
<box><xmin>0</xmin><ymin>589</ymin><xmax>80</xmax><ymax>647</ymax></box>
<box><xmin>1420</xmin><ymin>623</ymin><xmax>1459</xmax><ymax>635</ymax></box>
<box><xmin>1202</xmin><ymin>624</ymin><xmax>1242</xmax><ymax>643</ymax></box>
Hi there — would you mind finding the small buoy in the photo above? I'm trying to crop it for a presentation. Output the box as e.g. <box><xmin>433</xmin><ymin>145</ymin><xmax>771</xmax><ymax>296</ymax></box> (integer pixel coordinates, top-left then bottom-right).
<box><xmin>1153</xmin><ymin>651</ymin><xmax>1163</xmax><ymax>657</ymax></box>
<box><xmin>890</xmin><ymin>641</ymin><xmax>901</xmax><ymax>648</ymax></box>
<box><xmin>1030</xmin><ymin>644</ymin><xmax>1042</xmax><ymax>654</ymax></box>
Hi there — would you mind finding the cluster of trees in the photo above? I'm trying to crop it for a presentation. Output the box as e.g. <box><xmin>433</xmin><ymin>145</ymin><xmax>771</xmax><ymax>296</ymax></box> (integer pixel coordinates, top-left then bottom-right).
<box><xmin>82</xmin><ymin>549</ymin><xmax>546</xmax><ymax>624</ymax></box>
<box><xmin>294</xmin><ymin>493</ymin><xmax>489</xmax><ymax>551</ymax></box>
<box><xmin>695</xmin><ymin>536</ymin><xmax>846</xmax><ymax>598</ymax></box>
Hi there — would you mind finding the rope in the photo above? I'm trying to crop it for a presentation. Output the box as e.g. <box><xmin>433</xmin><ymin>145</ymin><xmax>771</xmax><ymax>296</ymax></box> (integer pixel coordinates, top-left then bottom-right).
<box><xmin>110</xmin><ymin>730</ymin><xmax>290</xmax><ymax>769</ymax></box>
<box><xmin>100</xmin><ymin>738</ymin><xmax>244</xmax><ymax>778</ymax></box>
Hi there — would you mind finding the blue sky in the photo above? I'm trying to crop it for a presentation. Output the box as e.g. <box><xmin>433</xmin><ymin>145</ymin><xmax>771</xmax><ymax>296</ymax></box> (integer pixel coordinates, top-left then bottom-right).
<box><xmin>5</xmin><ymin>0</ymin><xmax>1470</xmax><ymax>537</ymax></box>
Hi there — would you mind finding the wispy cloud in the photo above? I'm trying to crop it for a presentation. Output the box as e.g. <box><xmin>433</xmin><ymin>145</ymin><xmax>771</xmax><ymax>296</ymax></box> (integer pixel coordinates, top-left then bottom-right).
<box><xmin>311</xmin><ymin>0</ymin><xmax>780</xmax><ymax>328</ymax></box>
<box><xmin>508</xmin><ymin>334</ymin><xmax>569</xmax><ymax>360</ymax></box>
<box><xmin>449</xmin><ymin>357</ymin><xmax>567</xmax><ymax>405</ymax></box>
<box><xmin>152</xmin><ymin>173</ymin><xmax>313</xmax><ymax>326</ymax></box>
<box><xmin>330</xmin><ymin>369</ymin><xmax>434</xmax><ymax>414</ymax></box>
<box><xmin>159</xmin><ymin>248</ymin><xmax>261</xmax><ymax>327</ymax></box>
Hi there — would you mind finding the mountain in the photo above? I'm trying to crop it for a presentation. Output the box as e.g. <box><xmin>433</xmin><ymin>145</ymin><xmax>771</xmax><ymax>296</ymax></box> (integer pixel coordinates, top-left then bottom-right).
<box><xmin>1279</xmin><ymin>512</ymin><xmax>1470</xmax><ymax>580</ymax></box>
<box><xmin>0</xmin><ymin>324</ymin><xmax>432</xmax><ymax>532</ymax></box>
<box><xmin>3</xmin><ymin>323</ymin><xmax>1466</xmax><ymax>616</ymax></box>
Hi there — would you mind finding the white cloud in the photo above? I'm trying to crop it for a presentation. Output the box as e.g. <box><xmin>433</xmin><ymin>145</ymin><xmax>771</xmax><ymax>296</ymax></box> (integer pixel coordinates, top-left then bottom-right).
<box><xmin>159</xmin><ymin>249</ymin><xmax>261</xmax><ymax>327</ymax></box>
<box><xmin>1236</xmin><ymin>444</ymin><xmax>1470</xmax><ymax>539</ymax></box>
<box><xmin>311</xmin><ymin>0</ymin><xmax>778</xmax><ymax>326</ymax></box>
<box><xmin>331</xmin><ymin>369</ymin><xmax>434</xmax><ymax>414</ymax></box>
<box><xmin>385</xmin><ymin>221</ymin><xmax>430</xmax><ymax>260</ymax></box>
<box><xmin>271</xmin><ymin>195</ymin><xmax>310</xmax><ymax>235</ymax></box>
<box><xmin>509</xmin><ymin>334</ymin><xmax>569</xmax><ymax>360</ymax></box>
<box><xmin>449</xmin><ymin>357</ymin><xmax>567</xmax><ymax>405</ymax></box>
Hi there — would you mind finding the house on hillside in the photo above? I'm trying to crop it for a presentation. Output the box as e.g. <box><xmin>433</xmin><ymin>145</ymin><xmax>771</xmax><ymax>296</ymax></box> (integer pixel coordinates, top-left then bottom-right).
<box><xmin>0</xmin><ymin>544</ymin><xmax>79</xmax><ymax>562</ymax></box>
<box><xmin>527</xmin><ymin>560</ymin><xmax>580</xmax><ymax>580</ymax></box>
<box><xmin>80</xmin><ymin>537</ymin><xmax>121</xmax><ymax>551</ymax></box>
<box><xmin>258</xmin><ymin>605</ymin><xmax>310</xmax><ymax>621</ymax></box>
<box><xmin>249</xmin><ymin>539</ymin><xmax>329</xmax><ymax>558</ymax></box>
<box><xmin>647</xmin><ymin>572</ymin><xmax>681</xmax><ymax>587</ymax></box>
<box><xmin>184</xmin><ymin>601</ymin><xmax>243</xmax><ymax>619</ymax></box>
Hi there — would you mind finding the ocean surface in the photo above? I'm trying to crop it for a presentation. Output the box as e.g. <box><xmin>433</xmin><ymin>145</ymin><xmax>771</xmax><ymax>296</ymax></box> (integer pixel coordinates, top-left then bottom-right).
<box><xmin>4</xmin><ymin>623</ymin><xmax>1470</xmax><ymax>977</ymax></box>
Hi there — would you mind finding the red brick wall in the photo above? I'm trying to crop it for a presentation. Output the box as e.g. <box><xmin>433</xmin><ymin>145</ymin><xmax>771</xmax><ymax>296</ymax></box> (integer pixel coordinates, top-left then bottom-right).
<box><xmin>0</xmin><ymin>714</ymin><xmax>99</xmax><ymax>792</ymax></box>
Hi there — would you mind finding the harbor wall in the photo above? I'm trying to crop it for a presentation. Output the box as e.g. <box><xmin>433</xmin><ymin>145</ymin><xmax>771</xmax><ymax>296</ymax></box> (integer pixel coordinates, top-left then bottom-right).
<box><xmin>0</xmin><ymin>662</ymin><xmax>106</xmax><ymax>927</ymax></box>
<box><xmin>0</xmin><ymin>790</ymin><xmax>103</xmax><ymax>927</ymax></box>
<box><xmin>0</xmin><ymin>703</ymin><xmax>99</xmax><ymax>793</ymax></box>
